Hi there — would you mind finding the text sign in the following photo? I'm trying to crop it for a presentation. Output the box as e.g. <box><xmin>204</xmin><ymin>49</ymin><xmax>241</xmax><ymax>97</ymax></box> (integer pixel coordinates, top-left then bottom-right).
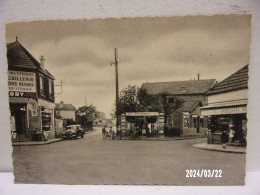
<box><xmin>8</xmin><ymin>71</ymin><xmax>36</xmax><ymax>93</ymax></box>
<box><xmin>201</xmin><ymin>106</ymin><xmax>247</xmax><ymax>116</ymax></box>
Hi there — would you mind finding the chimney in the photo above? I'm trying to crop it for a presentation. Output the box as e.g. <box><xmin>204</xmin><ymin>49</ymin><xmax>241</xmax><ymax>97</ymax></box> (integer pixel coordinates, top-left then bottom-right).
<box><xmin>40</xmin><ymin>56</ymin><xmax>45</xmax><ymax>70</ymax></box>
<box><xmin>198</xmin><ymin>73</ymin><xmax>200</xmax><ymax>80</ymax></box>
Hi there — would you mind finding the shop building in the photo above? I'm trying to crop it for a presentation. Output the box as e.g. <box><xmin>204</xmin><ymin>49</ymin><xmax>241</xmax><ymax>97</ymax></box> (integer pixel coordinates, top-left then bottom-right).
<box><xmin>7</xmin><ymin>39</ymin><xmax>55</xmax><ymax>141</ymax></box>
<box><xmin>121</xmin><ymin>112</ymin><xmax>165</xmax><ymax>138</ymax></box>
<box><xmin>141</xmin><ymin>79</ymin><xmax>216</xmax><ymax>136</ymax></box>
<box><xmin>201</xmin><ymin>65</ymin><xmax>248</xmax><ymax>144</ymax></box>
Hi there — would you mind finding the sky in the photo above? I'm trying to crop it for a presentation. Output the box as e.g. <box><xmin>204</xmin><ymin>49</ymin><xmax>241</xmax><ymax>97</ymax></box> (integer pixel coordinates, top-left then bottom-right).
<box><xmin>5</xmin><ymin>15</ymin><xmax>251</xmax><ymax>117</ymax></box>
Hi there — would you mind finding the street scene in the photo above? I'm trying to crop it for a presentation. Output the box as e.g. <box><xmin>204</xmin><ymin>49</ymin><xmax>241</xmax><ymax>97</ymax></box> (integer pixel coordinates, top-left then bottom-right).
<box><xmin>6</xmin><ymin>15</ymin><xmax>251</xmax><ymax>185</ymax></box>
<box><xmin>13</xmin><ymin>127</ymin><xmax>245</xmax><ymax>185</ymax></box>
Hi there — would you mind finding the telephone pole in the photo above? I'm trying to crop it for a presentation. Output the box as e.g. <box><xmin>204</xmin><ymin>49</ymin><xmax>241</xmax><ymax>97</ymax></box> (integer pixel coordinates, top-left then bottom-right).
<box><xmin>111</xmin><ymin>48</ymin><xmax>119</xmax><ymax>132</ymax></box>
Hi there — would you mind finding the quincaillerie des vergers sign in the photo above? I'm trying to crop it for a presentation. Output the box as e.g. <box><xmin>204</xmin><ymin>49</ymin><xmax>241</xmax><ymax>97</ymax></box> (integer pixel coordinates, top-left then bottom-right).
<box><xmin>8</xmin><ymin>70</ymin><xmax>36</xmax><ymax>98</ymax></box>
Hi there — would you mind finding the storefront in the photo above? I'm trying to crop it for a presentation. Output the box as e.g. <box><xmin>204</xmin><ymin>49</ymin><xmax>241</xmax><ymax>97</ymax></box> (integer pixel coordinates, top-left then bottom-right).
<box><xmin>121</xmin><ymin>112</ymin><xmax>164</xmax><ymax>137</ymax></box>
<box><xmin>201</xmin><ymin>100</ymin><xmax>247</xmax><ymax>144</ymax></box>
<box><xmin>7</xmin><ymin>40</ymin><xmax>56</xmax><ymax>141</ymax></box>
<box><xmin>200</xmin><ymin>65</ymin><xmax>248</xmax><ymax>145</ymax></box>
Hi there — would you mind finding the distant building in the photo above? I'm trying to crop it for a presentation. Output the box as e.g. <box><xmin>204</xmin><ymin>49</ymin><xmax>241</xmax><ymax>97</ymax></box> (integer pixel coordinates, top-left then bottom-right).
<box><xmin>55</xmin><ymin>101</ymin><xmax>76</xmax><ymax>121</ymax></box>
<box><xmin>7</xmin><ymin>39</ymin><xmax>55</xmax><ymax>141</ymax></box>
<box><xmin>201</xmin><ymin>65</ymin><xmax>248</xmax><ymax>144</ymax></box>
<box><xmin>93</xmin><ymin>112</ymin><xmax>112</xmax><ymax>127</ymax></box>
<box><xmin>141</xmin><ymin>79</ymin><xmax>216</xmax><ymax>136</ymax></box>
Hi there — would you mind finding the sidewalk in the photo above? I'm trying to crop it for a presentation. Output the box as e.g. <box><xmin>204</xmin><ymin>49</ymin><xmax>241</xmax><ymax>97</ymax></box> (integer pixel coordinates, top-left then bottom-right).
<box><xmin>12</xmin><ymin>138</ymin><xmax>63</xmax><ymax>146</ymax></box>
<box><xmin>139</xmin><ymin>135</ymin><xmax>206</xmax><ymax>141</ymax></box>
<box><xmin>12</xmin><ymin>130</ymin><xmax>95</xmax><ymax>146</ymax></box>
<box><xmin>192</xmin><ymin>143</ymin><xmax>246</xmax><ymax>154</ymax></box>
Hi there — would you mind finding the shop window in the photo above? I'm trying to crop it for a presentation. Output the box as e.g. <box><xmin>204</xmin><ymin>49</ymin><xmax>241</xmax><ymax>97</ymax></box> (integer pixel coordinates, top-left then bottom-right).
<box><xmin>42</xmin><ymin>112</ymin><xmax>51</xmax><ymax>131</ymax></box>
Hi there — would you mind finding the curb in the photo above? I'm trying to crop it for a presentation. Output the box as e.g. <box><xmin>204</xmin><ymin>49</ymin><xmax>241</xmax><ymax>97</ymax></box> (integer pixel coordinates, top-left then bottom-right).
<box><xmin>12</xmin><ymin>130</ymin><xmax>96</xmax><ymax>146</ymax></box>
<box><xmin>12</xmin><ymin>139</ymin><xmax>63</xmax><ymax>146</ymax></box>
<box><xmin>192</xmin><ymin>144</ymin><xmax>246</xmax><ymax>154</ymax></box>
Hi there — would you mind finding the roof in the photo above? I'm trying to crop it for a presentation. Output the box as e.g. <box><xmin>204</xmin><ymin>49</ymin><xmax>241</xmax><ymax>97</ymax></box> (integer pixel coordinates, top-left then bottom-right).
<box><xmin>7</xmin><ymin>41</ymin><xmax>55</xmax><ymax>79</ymax></box>
<box><xmin>141</xmin><ymin>79</ymin><xmax>216</xmax><ymax>95</ymax></box>
<box><xmin>207</xmin><ymin>65</ymin><xmax>248</xmax><ymax>95</ymax></box>
<box><xmin>180</xmin><ymin>100</ymin><xmax>202</xmax><ymax>112</ymax></box>
<box><xmin>55</xmin><ymin>103</ymin><xmax>76</xmax><ymax>111</ymax></box>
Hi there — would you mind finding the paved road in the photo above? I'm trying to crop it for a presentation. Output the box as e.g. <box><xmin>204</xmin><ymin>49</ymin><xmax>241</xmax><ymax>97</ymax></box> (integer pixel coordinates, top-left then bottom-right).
<box><xmin>12</xmin><ymin>127</ymin><xmax>246</xmax><ymax>185</ymax></box>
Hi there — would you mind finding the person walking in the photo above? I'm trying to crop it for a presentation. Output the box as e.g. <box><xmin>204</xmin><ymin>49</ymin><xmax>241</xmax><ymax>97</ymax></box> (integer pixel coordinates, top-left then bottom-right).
<box><xmin>221</xmin><ymin>130</ymin><xmax>229</xmax><ymax>149</ymax></box>
<box><xmin>102</xmin><ymin>126</ymin><xmax>106</xmax><ymax>140</ymax></box>
<box><xmin>109</xmin><ymin>126</ymin><xmax>113</xmax><ymax>140</ymax></box>
<box><xmin>229</xmin><ymin>126</ymin><xmax>235</xmax><ymax>143</ymax></box>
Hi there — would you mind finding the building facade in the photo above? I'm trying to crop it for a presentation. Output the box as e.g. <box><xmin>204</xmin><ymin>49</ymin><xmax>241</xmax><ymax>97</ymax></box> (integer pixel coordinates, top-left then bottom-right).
<box><xmin>55</xmin><ymin>101</ymin><xmax>76</xmax><ymax>121</ymax></box>
<box><xmin>8</xmin><ymin>39</ymin><xmax>55</xmax><ymax>141</ymax></box>
<box><xmin>141</xmin><ymin>79</ymin><xmax>216</xmax><ymax>136</ymax></box>
<box><xmin>201</xmin><ymin>65</ymin><xmax>248</xmax><ymax>144</ymax></box>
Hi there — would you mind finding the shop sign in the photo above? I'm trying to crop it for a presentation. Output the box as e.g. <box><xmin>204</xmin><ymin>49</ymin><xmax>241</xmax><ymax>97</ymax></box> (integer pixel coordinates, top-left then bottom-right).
<box><xmin>126</xmin><ymin>112</ymin><xmax>159</xmax><ymax>116</ymax></box>
<box><xmin>201</xmin><ymin>106</ymin><xmax>247</xmax><ymax>116</ymax></box>
<box><xmin>8</xmin><ymin>71</ymin><xmax>36</xmax><ymax>95</ymax></box>
<box><xmin>9</xmin><ymin>97</ymin><xmax>29</xmax><ymax>103</ymax></box>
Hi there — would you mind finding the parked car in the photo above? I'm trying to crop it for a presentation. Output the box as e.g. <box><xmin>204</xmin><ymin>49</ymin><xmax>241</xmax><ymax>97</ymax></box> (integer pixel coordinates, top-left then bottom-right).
<box><xmin>62</xmin><ymin>125</ymin><xmax>84</xmax><ymax>140</ymax></box>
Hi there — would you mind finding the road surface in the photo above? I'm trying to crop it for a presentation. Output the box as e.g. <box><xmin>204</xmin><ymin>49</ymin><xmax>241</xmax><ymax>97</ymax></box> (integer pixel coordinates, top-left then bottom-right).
<box><xmin>12</xmin><ymin>127</ymin><xmax>246</xmax><ymax>185</ymax></box>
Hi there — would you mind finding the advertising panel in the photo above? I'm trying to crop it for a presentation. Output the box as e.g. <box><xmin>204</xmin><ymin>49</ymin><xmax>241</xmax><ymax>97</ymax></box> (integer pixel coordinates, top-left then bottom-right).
<box><xmin>8</xmin><ymin>71</ymin><xmax>36</xmax><ymax>97</ymax></box>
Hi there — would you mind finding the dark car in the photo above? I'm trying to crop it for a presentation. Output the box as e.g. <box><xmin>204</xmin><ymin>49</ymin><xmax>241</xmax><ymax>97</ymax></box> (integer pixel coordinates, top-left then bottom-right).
<box><xmin>62</xmin><ymin>125</ymin><xmax>84</xmax><ymax>140</ymax></box>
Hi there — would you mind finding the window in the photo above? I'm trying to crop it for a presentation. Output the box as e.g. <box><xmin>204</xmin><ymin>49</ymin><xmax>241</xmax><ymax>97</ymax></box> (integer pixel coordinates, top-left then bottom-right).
<box><xmin>42</xmin><ymin>112</ymin><xmax>51</xmax><ymax>131</ymax></box>
<box><xmin>49</xmin><ymin>80</ymin><xmax>54</xmax><ymax>99</ymax></box>
<box><xmin>168</xmin><ymin>97</ymin><xmax>175</xmax><ymax>104</ymax></box>
<box><xmin>40</xmin><ymin>75</ymin><xmax>45</xmax><ymax>96</ymax></box>
<box><xmin>181</xmin><ymin>86</ymin><xmax>186</xmax><ymax>92</ymax></box>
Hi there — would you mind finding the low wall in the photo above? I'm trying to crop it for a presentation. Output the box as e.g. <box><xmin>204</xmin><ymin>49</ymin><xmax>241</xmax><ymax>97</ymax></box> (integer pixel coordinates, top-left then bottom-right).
<box><xmin>199</xmin><ymin>128</ymin><xmax>208</xmax><ymax>136</ymax></box>
<box><xmin>183</xmin><ymin>128</ymin><xmax>197</xmax><ymax>136</ymax></box>
<box><xmin>55</xmin><ymin>119</ymin><xmax>65</xmax><ymax>138</ymax></box>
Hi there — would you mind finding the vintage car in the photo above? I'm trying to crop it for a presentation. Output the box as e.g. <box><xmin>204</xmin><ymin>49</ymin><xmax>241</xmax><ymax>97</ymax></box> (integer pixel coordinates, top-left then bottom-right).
<box><xmin>62</xmin><ymin>125</ymin><xmax>84</xmax><ymax>140</ymax></box>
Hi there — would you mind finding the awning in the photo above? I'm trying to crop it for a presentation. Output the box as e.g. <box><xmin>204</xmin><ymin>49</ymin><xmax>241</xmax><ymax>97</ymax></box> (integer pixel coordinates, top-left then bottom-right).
<box><xmin>200</xmin><ymin>99</ymin><xmax>247</xmax><ymax>116</ymax></box>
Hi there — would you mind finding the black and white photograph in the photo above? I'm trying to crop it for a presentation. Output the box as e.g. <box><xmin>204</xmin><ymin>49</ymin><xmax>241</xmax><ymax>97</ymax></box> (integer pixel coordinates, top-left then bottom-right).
<box><xmin>5</xmin><ymin>14</ymin><xmax>251</xmax><ymax>185</ymax></box>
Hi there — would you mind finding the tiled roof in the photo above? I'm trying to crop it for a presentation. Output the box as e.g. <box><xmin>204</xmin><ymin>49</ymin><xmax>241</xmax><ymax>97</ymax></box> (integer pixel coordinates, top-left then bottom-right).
<box><xmin>55</xmin><ymin>103</ymin><xmax>76</xmax><ymax>111</ymax></box>
<box><xmin>207</xmin><ymin>65</ymin><xmax>248</xmax><ymax>95</ymax></box>
<box><xmin>180</xmin><ymin>100</ymin><xmax>202</xmax><ymax>112</ymax></box>
<box><xmin>141</xmin><ymin>79</ymin><xmax>216</xmax><ymax>95</ymax></box>
<box><xmin>7</xmin><ymin>41</ymin><xmax>55</xmax><ymax>79</ymax></box>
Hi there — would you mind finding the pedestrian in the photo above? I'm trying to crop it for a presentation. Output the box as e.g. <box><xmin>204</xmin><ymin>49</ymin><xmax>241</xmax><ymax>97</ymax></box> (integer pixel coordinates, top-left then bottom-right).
<box><xmin>102</xmin><ymin>126</ymin><xmax>106</xmax><ymax>140</ymax></box>
<box><xmin>221</xmin><ymin>131</ymin><xmax>229</xmax><ymax>149</ymax></box>
<box><xmin>109</xmin><ymin>126</ymin><xmax>113</xmax><ymax>140</ymax></box>
<box><xmin>229</xmin><ymin>127</ymin><xmax>235</xmax><ymax>143</ymax></box>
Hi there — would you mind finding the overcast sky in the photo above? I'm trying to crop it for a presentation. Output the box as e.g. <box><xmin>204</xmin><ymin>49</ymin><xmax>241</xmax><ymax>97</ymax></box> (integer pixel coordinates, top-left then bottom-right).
<box><xmin>6</xmin><ymin>15</ymin><xmax>251</xmax><ymax>117</ymax></box>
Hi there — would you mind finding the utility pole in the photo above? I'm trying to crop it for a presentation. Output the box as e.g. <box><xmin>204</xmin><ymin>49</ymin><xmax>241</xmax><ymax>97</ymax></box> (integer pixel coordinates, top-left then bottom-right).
<box><xmin>54</xmin><ymin>80</ymin><xmax>63</xmax><ymax>98</ymax></box>
<box><xmin>111</xmin><ymin>48</ymin><xmax>119</xmax><ymax>132</ymax></box>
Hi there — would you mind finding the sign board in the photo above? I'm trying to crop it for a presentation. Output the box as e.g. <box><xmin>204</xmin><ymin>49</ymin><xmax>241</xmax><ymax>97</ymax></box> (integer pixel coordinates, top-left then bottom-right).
<box><xmin>8</xmin><ymin>71</ymin><xmax>36</xmax><ymax>96</ymax></box>
<box><xmin>201</xmin><ymin>106</ymin><xmax>247</xmax><ymax>116</ymax></box>
<box><xmin>125</xmin><ymin>112</ymin><xmax>159</xmax><ymax>116</ymax></box>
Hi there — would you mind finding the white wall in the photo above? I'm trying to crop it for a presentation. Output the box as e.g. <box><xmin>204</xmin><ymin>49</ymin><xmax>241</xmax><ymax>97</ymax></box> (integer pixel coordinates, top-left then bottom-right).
<box><xmin>208</xmin><ymin>89</ymin><xmax>248</xmax><ymax>104</ymax></box>
<box><xmin>59</xmin><ymin>110</ymin><xmax>75</xmax><ymax>121</ymax></box>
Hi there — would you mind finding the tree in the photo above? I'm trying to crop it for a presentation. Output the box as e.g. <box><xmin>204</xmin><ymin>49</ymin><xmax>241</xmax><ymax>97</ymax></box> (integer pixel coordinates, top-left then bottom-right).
<box><xmin>76</xmin><ymin>104</ymin><xmax>99</xmax><ymax>129</ymax></box>
<box><xmin>114</xmin><ymin>86</ymin><xmax>184</xmax><ymax>125</ymax></box>
<box><xmin>156</xmin><ymin>91</ymin><xmax>184</xmax><ymax>124</ymax></box>
<box><xmin>111</xmin><ymin>85</ymin><xmax>139</xmax><ymax>119</ymax></box>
